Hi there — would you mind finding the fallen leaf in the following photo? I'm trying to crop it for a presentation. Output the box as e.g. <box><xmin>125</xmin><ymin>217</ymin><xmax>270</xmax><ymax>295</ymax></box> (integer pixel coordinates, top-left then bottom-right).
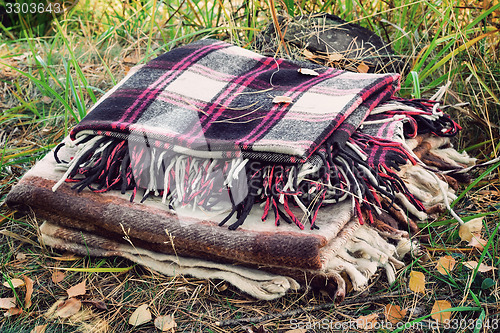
<box><xmin>44</xmin><ymin>300</ymin><xmax>65</xmax><ymax>318</ymax></box>
<box><xmin>356</xmin><ymin>313</ymin><xmax>378</xmax><ymax>330</ymax></box>
<box><xmin>51</xmin><ymin>253</ymin><xmax>81</xmax><ymax>261</ymax></box>
<box><xmin>272</xmin><ymin>96</ymin><xmax>293</xmax><ymax>104</ymax></box>
<box><xmin>82</xmin><ymin>299</ymin><xmax>107</xmax><ymax>310</ymax></box>
<box><xmin>459</xmin><ymin>217</ymin><xmax>483</xmax><ymax>242</ymax></box>
<box><xmin>67</xmin><ymin>280</ymin><xmax>86</xmax><ymax>298</ymax></box>
<box><xmin>154</xmin><ymin>314</ymin><xmax>177</xmax><ymax>331</ymax></box>
<box><xmin>431</xmin><ymin>300</ymin><xmax>452</xmax><ymax>323</ymax></box>
<box><xmin>41</xmin><ymin>96</ymin><xmax>53</xmax><ymax>104</ymax></box>
<box><xmin>409</xmin><ymin>271</ymin><xmax>425</xmax><ymax>294</ymax></box>
<box><xmin>468</xmin><ymin>236</ymin><xmax>487</xmax><ymax>250</ymax></box>
<box><xmin>129</xmin><ymin>304</ymin><xmax>151</xmax><ymax>326</ymax></box>
<box><xmin>297</xmin><ymin>68</ymin><xmax>319</xmax><ymax>76</ymax></box>
<box><xmin>55</xmin><ymin>298</ymin><xmax>82</xmax><ymax>318</ymax></box>
<box><xmin>357</xmin><ymin>62</ymin><xmax>370</xmax><ymax>73</ymax></box>
<box><xmin>303</xmin><ymin>49</ymin><xmax>316</xmax><ymax>60</ymax></box>
<box><xmin>24</xmin><ymin>276</ymin><xmax>33</xmax><ymax>308</ymax></box>
<box><xmin>0</xmin><ymin>297</ymin><xmax>16</xmax><ymax>309</ymax></box>
<box><xmin>4</xmin><ymin>307</ymin><xmax>23</xmax><ymax>317</ymax></box>
<box><xmin>436</xmin><ymin>255</ymin><xmax>456</xmax><ymax>275</ymax></box>
<box><xmin>3</xmin><ymin>278</ymin><xmax>25</xmax><ymax>289</ymax></box>
<box><xmin>463</xmin><ymin>261</ymin><xmax>497</xmax><ymax>272</ymax></box>
<box><xmin>250</xmin><ymin>326</ymin><xmax>267</xmax><ymax>333</ymax></box>
<box><xmin>30</xmin><ymin>324</ymin><xmax>47</xmax><ymax>333</ymax></box>
<box><xmin>51</xmin><ymin>271</ymin><xmax>66</xmax><ymax>283</ymax></box>
<box><xmin>384</xmin><ymin>304</ymin><xmax>407</xmax><ymax>324</ymax></box>
<box><xmin>328</xmin><ymin>53</ymin><xmax>343</xmax><ymax>62</ymax></box>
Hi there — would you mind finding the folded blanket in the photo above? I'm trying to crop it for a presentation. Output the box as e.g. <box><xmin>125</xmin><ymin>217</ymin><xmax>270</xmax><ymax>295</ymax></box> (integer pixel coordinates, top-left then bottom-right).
<box><xmin>50</xmin><ymin>39</ymin><xmax>459</xmax><ymax>231</ymax></box>
<box><xmin>6</xmin><ymin>39</ymin><xmax>473</xmax><ymax>301</ymax></box>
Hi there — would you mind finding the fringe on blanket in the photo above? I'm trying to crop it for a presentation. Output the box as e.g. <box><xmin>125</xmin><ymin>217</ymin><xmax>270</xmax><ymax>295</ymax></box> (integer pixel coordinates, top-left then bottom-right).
<box><xmin>52</xmin><ymin>97</ymin><xmax>462</xmax><ymax>231</ymax></box>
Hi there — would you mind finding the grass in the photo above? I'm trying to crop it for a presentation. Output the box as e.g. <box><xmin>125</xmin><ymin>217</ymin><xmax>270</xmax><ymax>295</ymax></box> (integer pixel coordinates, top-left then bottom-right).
<box><xmin>1</xmin><ymin>0</ymin><xmax>499</xmax><ymax>331</ymax></box>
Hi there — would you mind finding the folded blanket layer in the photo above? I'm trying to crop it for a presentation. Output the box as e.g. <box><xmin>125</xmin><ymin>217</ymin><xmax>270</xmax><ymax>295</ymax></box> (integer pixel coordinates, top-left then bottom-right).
<box><xmin>6</xmin><ymin>39</ymin><xmax>474</xmax><ymax>301</ymax></box>
<box><xmin>50</xmin><ymin>39</ymin><xmax>460</xmax><ymax>231</ymax></box>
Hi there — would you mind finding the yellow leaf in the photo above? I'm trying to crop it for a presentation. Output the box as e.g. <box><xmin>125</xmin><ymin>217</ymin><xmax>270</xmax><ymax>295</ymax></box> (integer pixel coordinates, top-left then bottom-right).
<box><xmin>356</xmin><ymin>313</ymin><xmax>378</xmax><ymax>330</ymax></box>
<box><xmin>154</xmin><ymin>314</ymin><xmax>177</xmax><ymax>331</ymax></box>
<box><xmin>328</xmin><ymin>53</ymin><xmax>343</xmax><ymax>62</ymax></box>
<box><xmin>431</xmin><ymin>300</ymin><xmax>452</xmax><ymax>323</ymax></box>
<box><xmin>129</xmin><ymin>304</ymin><xmax>152</xmax><ymax>326</ymax></box>
<box><xmin>409</xmin><ymin>271</ymin><xmax>425</xmax><ymax>294</ymax></box>
<box><xmin>51</xmin><ymin>271</ymin><xmax>66</xmax><ymax>283</ymax></box>
<box><xmin>30</xmin><ymin>324</ymin><xmax>48</xmax><ymax>333</ymax></box>
<box><xmin>436</xmin><ymin>255</ymin><xmax>456</xmax><ymax>275</ymax></box>
<box><xmin>384</xmin><ymin>304</ymin><xmax>407</xmax><ymax>324</ymax></box>
<box><xmin>303</xmin><ymin>49</ymin><xmax>316</xmax><ymax>60</ymax></box>
<box><xmin>0</xmin><ymin>297</ymin><xmax>16</xmax><ymax>309</ymax></box>
<box><xmin>4</xmin><ymin>307</ymin><xmax>23</xmax><ymax>317</ymax></box>
<box><xmin>55</xmin><ymin>298</ymin><xmax>82</xmax><ymax>318</ymax></box>
<box><xmin>468</xmin><ymin>236</ymin><xmax>487</xmax><ymax>250</ymax></box>
<box><xmin>24</xmin><ymin>276</ymin><xmax>34</xmax><ymax>309</ymax></box>
<box><xmin>297</xmin><ymin>68</ymin><xmax>319</xmax><ymax>76</ymax></box>
<box><xmin>272</xmin><ymin>96</ymin><xmax>293</xmax><ymax>104</ymax></box>
<box><xmin>357</xmin><ymin>62</ymin><xmax>370</xmax><ymax>73</ymax></box>
<box><xmin>458</xmin><ymin>217</ymin><xmax>483</xmax><ymax>242</ymax></box>
<box><xmin>67</xmin><ymin>280</ymin><xmax>86</xmax><ymax>298</ymax></box>
<box><xmin>3</xmin><ymin>278</ymin><xmax>25</xmax><ymax>289</ymax></box>
<box><xmin>463</xmin><ymin>261</ymin><xmax>497</xmax><ymax>273</ymax></box>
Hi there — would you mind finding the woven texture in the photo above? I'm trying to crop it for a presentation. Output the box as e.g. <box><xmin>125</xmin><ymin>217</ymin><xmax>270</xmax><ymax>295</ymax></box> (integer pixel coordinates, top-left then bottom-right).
<box><xmin>6</xmin><ymin>39</ymin><xmax>476</xmax><ymax>301</ymax></box>
<box><xmin>50</xmin><ymin>39</ymin><xmax>462</xmax><ymax>232</ymax></box>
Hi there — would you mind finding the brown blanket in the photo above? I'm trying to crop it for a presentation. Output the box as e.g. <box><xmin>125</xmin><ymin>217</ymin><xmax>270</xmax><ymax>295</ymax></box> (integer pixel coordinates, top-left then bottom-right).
<box><xmin>7</xmin><ymin>136</ymin><xmax>421</xmax><ymax>301</ymax></box>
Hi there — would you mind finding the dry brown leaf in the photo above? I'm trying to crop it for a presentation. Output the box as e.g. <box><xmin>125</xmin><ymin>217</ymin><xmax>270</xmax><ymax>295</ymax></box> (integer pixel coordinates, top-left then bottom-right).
<box><xmin>129</xmin><ymin>304</ymin><xmax>151</xmax><ymax>326</ymax></box>
<box><xmin>272</xmin><ymin>96</ymin><xmax>293</xmax><ymax>104</ymax></box>
<box><xmin>459</xmin><ymin>217</ymin><xmax>483</xmax><ymax>242</ymax></box>
<box><xmin>44</xmin><ymin>300</ymin><xmax>65</xmax><ymax>318</ymax></box>
<box><xmin>463</xmin><ymin>261</ymin><xmax>497</xmax><ymax>272</ymax></box>
<box><xmin>24</xmin><ymin>276</ymin><xmax>33</xmax><ymax>309</ymax></box>
<box><xmin>384</xmin><ymin>304</ymin><xmax>407</xmax><ymax>324</ymax></box>
<box><xmin>30</xmin><ymin>324</ymin><xmax>47</xmax><ymax>333</ymax></box>
<box><xmin>431</xmin><ymin>300</ymin><xmax>452</xmax><ymax>323</ymax></box>
<box><xmin>297</xmin><ymin>68</ymin><xmax>319</xmax><ymax>76</ymax></box>
<box><xmin>409</xmin><ymin>271</ymin><xmax>425</xmax><ymax>294</ymax></box>
<box><xmin>436</xmin><ymin>255</ymin><xmax>456</xmax><ymax>275</ymax></box>
<box><xmin>0</xmin><ymin>297</ymin><xmax>16</xmax><ymax>309</ymax></box>
<box><xmin>328</xmin><ymin>53</ymin><xmax>343</xmax><ymax>62</ymax></box>
<box><xmin>41</xmin><ymin>96</ymin><xmax>53</xmax><ymax>104</ymax></box>
<box><xmin>468</xmin><ymin>236</ymin><xmax>487</xmax><ymax>250</ymax></box>
<box><xmin>356</xmin><ymin>313</ymin><xmax>378</xmax><ymax>330</ymax></box>
<box><xmin>3</xmin><ymin>278</ymin><xmax>25</xmax><ymax>288</ymax></box>
<box><xmin>4</xmin><ymin>307</ymin><xmax>23</xmax><ymax>317</ymax></box>
<box><xmin>303</xmin><ymin>49</ymin><xmax>316</xmax><ymax>60</ymax></box>
<box><xmin>154</xmin><ymin>314</ymin><xmax>177</xmax><ymax>331</ymax></box>
<box><xmin>67</xmin><ymin>280</ymin><xmax>86</xmax><ymax>298</ymax></box>
<box><xmin>51</xmin><ymin>271</ymin><xmax>66</xmax><ymax>283</ymax></box>
<box><xmin>82</xmin><ymin>299</ymin><xmax>107</xmax><ymax>310</ymax></box>
<box><xmin>357</xmin><ymin>62</ymin><xmax>370</xmax><ymax>73</ymax></box>
<box><xmin>54</xmin><ymin>253</ymin><xmax>81</xmax><ymax>261</ymax></box>
<box><xmin>55</xmin><ymin>298</ymin><xmax>82</xmax><ymax>318</ymax></box>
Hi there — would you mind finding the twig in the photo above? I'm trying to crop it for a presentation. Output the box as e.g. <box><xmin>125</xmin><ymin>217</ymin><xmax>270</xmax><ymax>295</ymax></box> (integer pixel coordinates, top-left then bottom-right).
<box><xmin>216</xmin><ymin>291</ymin><xmax>404</xmax><ymax>327</ymax></box>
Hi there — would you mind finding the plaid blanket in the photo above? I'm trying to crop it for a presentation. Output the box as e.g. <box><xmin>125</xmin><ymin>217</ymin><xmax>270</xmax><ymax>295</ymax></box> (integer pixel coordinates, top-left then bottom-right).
<box><xmin>53</xmin><ymin>39</ymin><xmax>460</xmax><ymax>230</ymax></box>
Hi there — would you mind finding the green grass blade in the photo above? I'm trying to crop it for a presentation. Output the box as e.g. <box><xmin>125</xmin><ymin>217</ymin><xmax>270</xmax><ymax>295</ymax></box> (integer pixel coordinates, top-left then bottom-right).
<box><xmin>451</xmin><ymin>158</ymin><xmax>500</xmax><ymax>208</ymax></box>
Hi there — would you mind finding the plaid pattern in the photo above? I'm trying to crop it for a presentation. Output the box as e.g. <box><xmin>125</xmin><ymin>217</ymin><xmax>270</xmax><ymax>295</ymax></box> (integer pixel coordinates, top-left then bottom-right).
<box><xmin>55</xmin><ymin>39</ymin><xmax>462</xmax><ymax>230</ymax></box>
<box><xmin>72</xmin><ymin>39</ymin><xmax>400</xmax><ymax>161</ymax></box>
